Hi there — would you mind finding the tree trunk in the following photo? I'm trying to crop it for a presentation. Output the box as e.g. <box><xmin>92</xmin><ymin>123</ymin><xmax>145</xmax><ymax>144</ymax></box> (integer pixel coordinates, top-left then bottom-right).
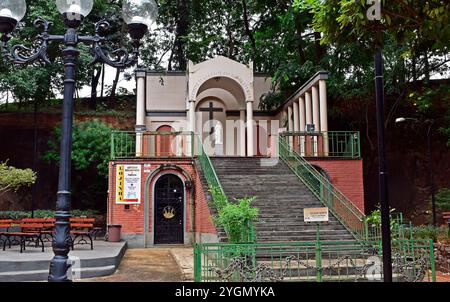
<box><xmin>89</xmin><ymin>66</ymin><xmax>102</xmax><ymax>110</ymax></box>
<box><xmin>101</xmin><ymin>63</ymin><xmax>105</xmax><ymax>99</ymax></box>
<box><xmin>314</xmin><ymin>32</ymin><xmax>323</xmax><ymax>65</ymax></box>
<box><xmin>173</xmin><ymin>0</ymin><xmax>190</xmax><ymax>71</ymax></box>
<box><xmin>109</xmin><ymin>68</ymin><xmax>120</xmax><ymax>109</ymax></box>
<box><xmin>242</xmin><ymin>0</ymin><xmax>256</xmax><ymax>61</ymax></box>
<box><xmin>424</xmin><ymin>51</ymin><xmax>430</xmax><ymax>83</ymax></box>
<box><xmin>294</xmin><ymin>12</ymin><xmax>306</xmax><ymax>65</ymax></box>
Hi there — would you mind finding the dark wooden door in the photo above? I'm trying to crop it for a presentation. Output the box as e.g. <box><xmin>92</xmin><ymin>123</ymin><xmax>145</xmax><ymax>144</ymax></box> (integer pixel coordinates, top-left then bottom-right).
<box><xmin>154</xmin><ymin>174</ymin><xmax>184</xmax><ymax>244</ymax></box>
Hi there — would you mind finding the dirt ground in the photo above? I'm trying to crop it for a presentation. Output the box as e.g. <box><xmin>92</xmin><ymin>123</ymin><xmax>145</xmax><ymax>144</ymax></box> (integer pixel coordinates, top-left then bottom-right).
<box><xmin>80</xmin><ymin>248</ymin><xmax>183</xmax><ymax>282</ymax></box>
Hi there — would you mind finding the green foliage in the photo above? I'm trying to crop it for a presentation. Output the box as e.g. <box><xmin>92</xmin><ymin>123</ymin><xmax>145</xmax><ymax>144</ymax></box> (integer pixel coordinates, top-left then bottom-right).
<box><xmin>43</xmin><ymin>120</ymin><xmax>115</xmax><ymax>210</ymax></box>
<box><xmin>208</xmin><ymin>185</ymin><xmax>228</xmax><ymax>212</ymax></box>
<box><xmin>365</xmin><ymin>206</ymin><xmax>400</xmax><ymax>231</ymax></box>
<box><xmin>44</xmin><ymin>120</ymin><xmax>114</xmax><ymax>178</ymax></box>
<box><xmin>208</xmin><ymin>186</ymin><xmax>258</xmax><ymax>244</ymax></box>
<box><xmin>430</xmin><ymin>188</ymin><xmax>450</xmax><ymax>211</ymax></box>
<box><xmin>0</xmin><ymin>0</ymin><xmax>128</xmax><ymax>108</ymax></box>
<box><xmin>413</xmin><ymin>225</ymin><xmax>449</xmax><ymax>243</ymax></box>
<box><xmin>216</xmin><ymin>197</ymin><xmax>259</xmax><ymax>244</ymax></box>
<box><xmin>0</xmin><ymin>162</ymin><xmax>37</xmax><ymax>196</ymax></box>
<box><xmin>0</xmin><ymin>209</ymin><xmax>99</xmax><ymax>220</ymax></box>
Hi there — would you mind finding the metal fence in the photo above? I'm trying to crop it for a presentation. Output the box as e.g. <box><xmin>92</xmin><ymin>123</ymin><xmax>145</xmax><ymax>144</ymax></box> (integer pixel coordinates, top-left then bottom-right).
<box><xmin>281</xmin><ymin>131</ymin><xmax>361</xmax><ymax>159</ymax></box>
<box><xmin>279</xmin><ymin>136</ymin><xmax>367</xmax><ymax>241</ymax></box>
<box><xmin>196</xmin><ymin>135</ymin><xmax>256</xmax><ymax>243</ymax></box>
<box><xmin>111</xmin><ymin>131</ymin><xmax>197</xmax><ymax>159</ymax></box>
<box><xmin>194</xmin><ymin>239</ymin><xmax>436</xmax><ymax>282</ymax></box>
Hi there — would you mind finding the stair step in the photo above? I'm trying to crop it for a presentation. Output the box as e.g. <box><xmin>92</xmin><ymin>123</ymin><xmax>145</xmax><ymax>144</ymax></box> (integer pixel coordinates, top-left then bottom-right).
<box><xmin>197</xmin><ymin>158</ymin><xmax>357</xmax><ymax>243</ymax></box>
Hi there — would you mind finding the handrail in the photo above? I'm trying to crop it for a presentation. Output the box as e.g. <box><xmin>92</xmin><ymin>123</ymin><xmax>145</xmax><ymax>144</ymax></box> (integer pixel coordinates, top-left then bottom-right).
<box><xmin>196</xmin><ymin>136</ymin><xmax>255</xmax><ymax>243</ymax></box>
<box><xmin>196</xmin><ymin>136</ymin><xmax>227</xmax><ymax>200</ymax></box>
<box><xmin>279</xmin><ymin>135</ymin><xmax>366</xmax><ymax>241</ymax></box>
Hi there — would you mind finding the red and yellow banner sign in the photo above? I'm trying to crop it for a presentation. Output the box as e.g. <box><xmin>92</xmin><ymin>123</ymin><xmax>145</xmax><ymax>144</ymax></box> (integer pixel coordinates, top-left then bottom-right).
<box><xmin>116</xmin><ymin>165</ymin><xmax>141</xmax><ymax>204</ymax></box>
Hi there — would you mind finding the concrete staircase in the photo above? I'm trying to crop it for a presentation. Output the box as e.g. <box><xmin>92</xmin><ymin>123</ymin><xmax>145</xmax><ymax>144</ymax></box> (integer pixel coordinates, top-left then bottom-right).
<box><xmin>206</xmin><ymin>157</ymin><xmax>356</xmax><ymax>243</ymax></box>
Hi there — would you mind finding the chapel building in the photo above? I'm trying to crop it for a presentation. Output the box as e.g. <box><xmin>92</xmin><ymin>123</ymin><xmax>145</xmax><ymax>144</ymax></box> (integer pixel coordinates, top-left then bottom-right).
<box><xmin>108</xmin><ymin>56</ymin><xmax>365</xmax><ymax>247</ymax></box>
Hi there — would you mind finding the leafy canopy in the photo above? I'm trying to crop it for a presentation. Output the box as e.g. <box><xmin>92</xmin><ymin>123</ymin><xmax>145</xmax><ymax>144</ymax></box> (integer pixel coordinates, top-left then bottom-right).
<box><xmin>0</xmin><ymin>162</ymin><xmax>37</xmax><ymax>196</ymax></box>
<box><xmin>44</xmin><ymin>120</ymin><xmax>114</xmax><ymax>177</ymax></box>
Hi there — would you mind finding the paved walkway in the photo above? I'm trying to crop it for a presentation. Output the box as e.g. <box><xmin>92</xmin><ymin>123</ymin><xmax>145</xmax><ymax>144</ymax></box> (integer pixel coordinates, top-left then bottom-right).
<box><xmin>80</xmin><ymin>248</ymin><xmax>190</xmax><ymax>282</ymax></box>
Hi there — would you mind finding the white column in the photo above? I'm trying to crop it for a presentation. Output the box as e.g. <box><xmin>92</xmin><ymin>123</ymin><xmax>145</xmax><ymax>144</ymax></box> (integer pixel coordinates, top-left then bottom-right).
<box><xmin>305</xmin><ymin>91</ymin><xmax>312</xmax><ymax>126</ymax></box>
<box><xmin>299</xmin><ymin>97</ymin><xmax>306</xmax><ymax>156</ymax></box>
<box><xmin>188</xmin><ymin>100</ymin><xmax>196</xmax><ymax>156</ymax></box>
<box><xmin>287</xmin><ymin>105</ymin><xmax>293</xmax><ymax>131</ymax></box>
<box><xmin>287</xmin><ymin>105</ymin><xmax>293</xmax><ymax>149</ymax></box>
<box><xmin>293</xmin><ymin>102</ymin><xmax>299</xmax><ymax>132</ymax></box>
<box><xmin>135</xmin><ymin>70</ymin><xmax>146</xmax><ymax>157</ymax></box>
<box><xmin>319</xmin><ymin>80</ymin><xmax>329</xmax><ymax>156</ymax></box>
<box><xmin>312</xmin><ymin>85</ymin><xmax>320</xmax><ymax>131</ymax></box>
<box><xmin>246</xmin><ymin>101</ymin><xmax>254</xmax><ymax>157</ymax></box>
<box><xmin>312</xmin><ymin>85</ymin><xmax>320</xmax><ymax>156</ymax></box>
<box><xmin>240</xmin><ymin>110</ymin><xmax>246</xmax><ymax>156</ymax></box>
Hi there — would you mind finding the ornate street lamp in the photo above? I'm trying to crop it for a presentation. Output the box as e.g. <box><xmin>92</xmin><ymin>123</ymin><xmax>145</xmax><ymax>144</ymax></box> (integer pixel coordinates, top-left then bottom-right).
<box><xmin>0</xmin><ymin>0</ymin><xmax>158</xmax><ymax>281</ymax></box>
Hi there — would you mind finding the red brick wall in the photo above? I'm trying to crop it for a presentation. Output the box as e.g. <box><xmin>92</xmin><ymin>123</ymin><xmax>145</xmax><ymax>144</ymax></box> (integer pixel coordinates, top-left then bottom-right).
<box><xmin>307</xmin><ymin>159</ymin><xmax>365</xmax><ymax>213</ymax></box>
<box><xmin>108</xmin><ymin>159</ymin><xmax>217</xmax><ymax>237</ymax></box>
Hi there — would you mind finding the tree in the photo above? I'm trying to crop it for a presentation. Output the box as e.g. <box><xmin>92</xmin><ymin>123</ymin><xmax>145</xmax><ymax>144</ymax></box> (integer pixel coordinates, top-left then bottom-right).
<box><xmin>0</xmin><ymin>162</ymin><xmax>37</xmax><ymax>196</ymax></box>
<box><xmin>44</xmin><ymin>120</ymin><xmax>115</xmax><ymax>210</ymax></box>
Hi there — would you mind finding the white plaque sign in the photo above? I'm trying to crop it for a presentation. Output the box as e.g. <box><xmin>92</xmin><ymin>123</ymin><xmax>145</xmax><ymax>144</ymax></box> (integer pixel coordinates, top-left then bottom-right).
<box><xmin>116</xmin><ymin>164</ymin><xmax>142</xmax><ymax>204</ymax></box>
<box><xmin>303</xmin><ymin>207</ymin><xmax>329</xmax><ymax>222</ymax></box>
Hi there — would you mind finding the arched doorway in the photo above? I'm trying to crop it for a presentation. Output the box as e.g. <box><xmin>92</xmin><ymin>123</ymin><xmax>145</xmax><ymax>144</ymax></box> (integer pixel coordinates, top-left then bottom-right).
<box><xmin>156</xmin><ymin>125</ymin><xmax>175</xmax><ymax>157</ymax></box>
<box><xmin>154</xmin><ymin>174</ymin><xmax>184</xmax><ymax>244</ymax></box>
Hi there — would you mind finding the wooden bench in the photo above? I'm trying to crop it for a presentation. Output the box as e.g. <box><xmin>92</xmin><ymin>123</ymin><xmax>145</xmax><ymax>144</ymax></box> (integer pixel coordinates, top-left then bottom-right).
<box><xmin>21</xmin><ymin>218</ymin><xmax>55</xmax><ymax>242</ymax></box>
<box><xmin>0</xmin><ymin>220</ymin><xmax>13</xmax><ymax>249</ymax></box>
<box><xmin>70</xmin><ymin>218</ymin><xmax>95</xmax><ymax>250</ymax></box>
<box><xmin>2</xmin><ymin>223</ymin><xmax>45</xmax><ymax>253</ymax></box>
<box><xmin>443</xmin><ymin>212</ymin><xmax>450</xmax><ymax>231</ymax></box>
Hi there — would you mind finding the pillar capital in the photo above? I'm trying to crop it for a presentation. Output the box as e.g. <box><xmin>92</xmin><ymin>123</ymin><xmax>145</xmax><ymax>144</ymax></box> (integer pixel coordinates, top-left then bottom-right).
<box><xmin>135</xmin><ymin>68</ymin><xmax>147</xmax><ymax>79</ymax></box>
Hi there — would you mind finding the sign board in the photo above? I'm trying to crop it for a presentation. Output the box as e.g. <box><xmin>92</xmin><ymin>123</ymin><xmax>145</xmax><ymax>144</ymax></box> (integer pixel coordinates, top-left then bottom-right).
<box><xmin>116</xmin><ymin>164</ymin><xmax>142</xmax><ymax>204</ymax></box>
<box><xmin>303</xmin><ymin>207</ymin><xmax>329</xmax><ymax>223</ymax></box>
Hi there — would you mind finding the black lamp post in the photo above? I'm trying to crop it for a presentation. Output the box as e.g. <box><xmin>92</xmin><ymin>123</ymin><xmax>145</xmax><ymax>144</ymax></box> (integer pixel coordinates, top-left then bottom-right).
<box><xmin>0</xmin><ymin>0</ymin><xmax>158</xmax><ymax>282</ymax></box>
<box><xmin>374</xmin><ymin>50</ymin><xmax>393</xmax><ymax>282</ymax></box>
<box><xmin>395</xmin><ymin>117</ymin><xmax>437</xmax><ymax>226</ymax></box>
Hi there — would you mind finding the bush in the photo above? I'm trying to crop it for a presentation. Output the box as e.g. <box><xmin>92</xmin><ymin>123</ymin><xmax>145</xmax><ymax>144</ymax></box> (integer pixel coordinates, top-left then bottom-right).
<box><xmin>208</xmin><ymin>186</ymin><xmax>259</xmax><ymax>244</ymax></box>
<box><xmin>430</xmin><ymin>188</ymin><xmax>450</xmax><ymax>212</ymax></box>
<box><xmin>216</xmin><ymin>197</ymin><xmax>259</xmax><ymax>244</ymax></box>
<box><xmin>413</xmin><ymin>225</ymin><xmax>449</xmax><ymax>243</ymax></box>
<box><xmin>365</xmin><ymin>207</ymin><xmax>400</xmax><ymax>230</ymax></box>
<box><xmin>0</xmin><ymin>209</ymin><xmax>99</xmax><ymax>220</ymax></box>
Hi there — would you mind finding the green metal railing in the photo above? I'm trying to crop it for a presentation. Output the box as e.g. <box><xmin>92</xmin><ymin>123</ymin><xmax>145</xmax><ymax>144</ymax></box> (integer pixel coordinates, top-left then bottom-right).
<box><xmin>194</xmin><ymin>239</ymin><xmax>436</xmax><ymax>282</ymax></box>
<box><xmin>365</xmin><ymin>213</ymin><xmax>414</xmax><ymax>241</ymax></box>
<box><xmin>196</xmin><ymin>136</ymin><xmax>256</xmax><ymax>243</ymax></box>
<box><xmin>111</xmin><ymin>131</ymin><xmax>196</xmax><ymax>159</ymax></box>
<box><xmin>282</xmin><ymin>131</ymin><xmax>361</xmax><ymax>158</ymax></box>
<box><xmin>279</xmin><ymin>135</ymin><xmax>366</xmax><ymax>240</ymax></box>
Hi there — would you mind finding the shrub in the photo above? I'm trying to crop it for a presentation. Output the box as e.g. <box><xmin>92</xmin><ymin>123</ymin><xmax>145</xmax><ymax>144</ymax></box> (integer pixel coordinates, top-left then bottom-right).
<box><xmin>208</xmin><ymin>186</ymin><xmax>259</xmax><ymax>244</ymax></box>
<box><xmin>0</xmin><ymin>162</ymin><xmax>36</xmax><ymax>196</ymax></box>
<box><xmin>0</xmin><ymin>209</ymin><xmax>99</xmax><ymax>219</ymax></box>
<box><xmin>413</xmin><ymin>225</ymin><xmax>449</xmax><ymax>243</ymax></box>
<box><xmin>216</xmin><ymin>197</ymin><xmax>259</xmax><ymax>244</ymax></box>
<box><xmin>430</xmin><ymin>188</ymin><xmax>450</xmax><ymax>212</ymax></box>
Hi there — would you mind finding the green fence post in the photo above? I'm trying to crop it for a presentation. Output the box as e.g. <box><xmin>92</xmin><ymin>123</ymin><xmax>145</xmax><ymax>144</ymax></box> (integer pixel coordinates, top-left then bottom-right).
<box><xmin>111</xmin><ymin>132</ymin><xmax>115</xmax><ymax>160</ymax></box>
<box><xmin>429</xmin><ymin>240</ymin><xmax>436</xmax><ymax>282</ymax></box>
<box><xmin>350</xmin><ymin>133</ymin><xmax>354</xmax><ymax>158</ymax></box>
<box><xmin>194</xmin><ymin>243</ymin><xmax>202</xmax><ymax>282</ymax></box>
<box><xmin>316</xmin><ymin>224</ymin><xmax>323</xmax><ymax>282</ymax></box>
<box><xmin>364</xmin><ymin>218</ymin><xmax>369</xmax><ymax>241</ymax></box>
